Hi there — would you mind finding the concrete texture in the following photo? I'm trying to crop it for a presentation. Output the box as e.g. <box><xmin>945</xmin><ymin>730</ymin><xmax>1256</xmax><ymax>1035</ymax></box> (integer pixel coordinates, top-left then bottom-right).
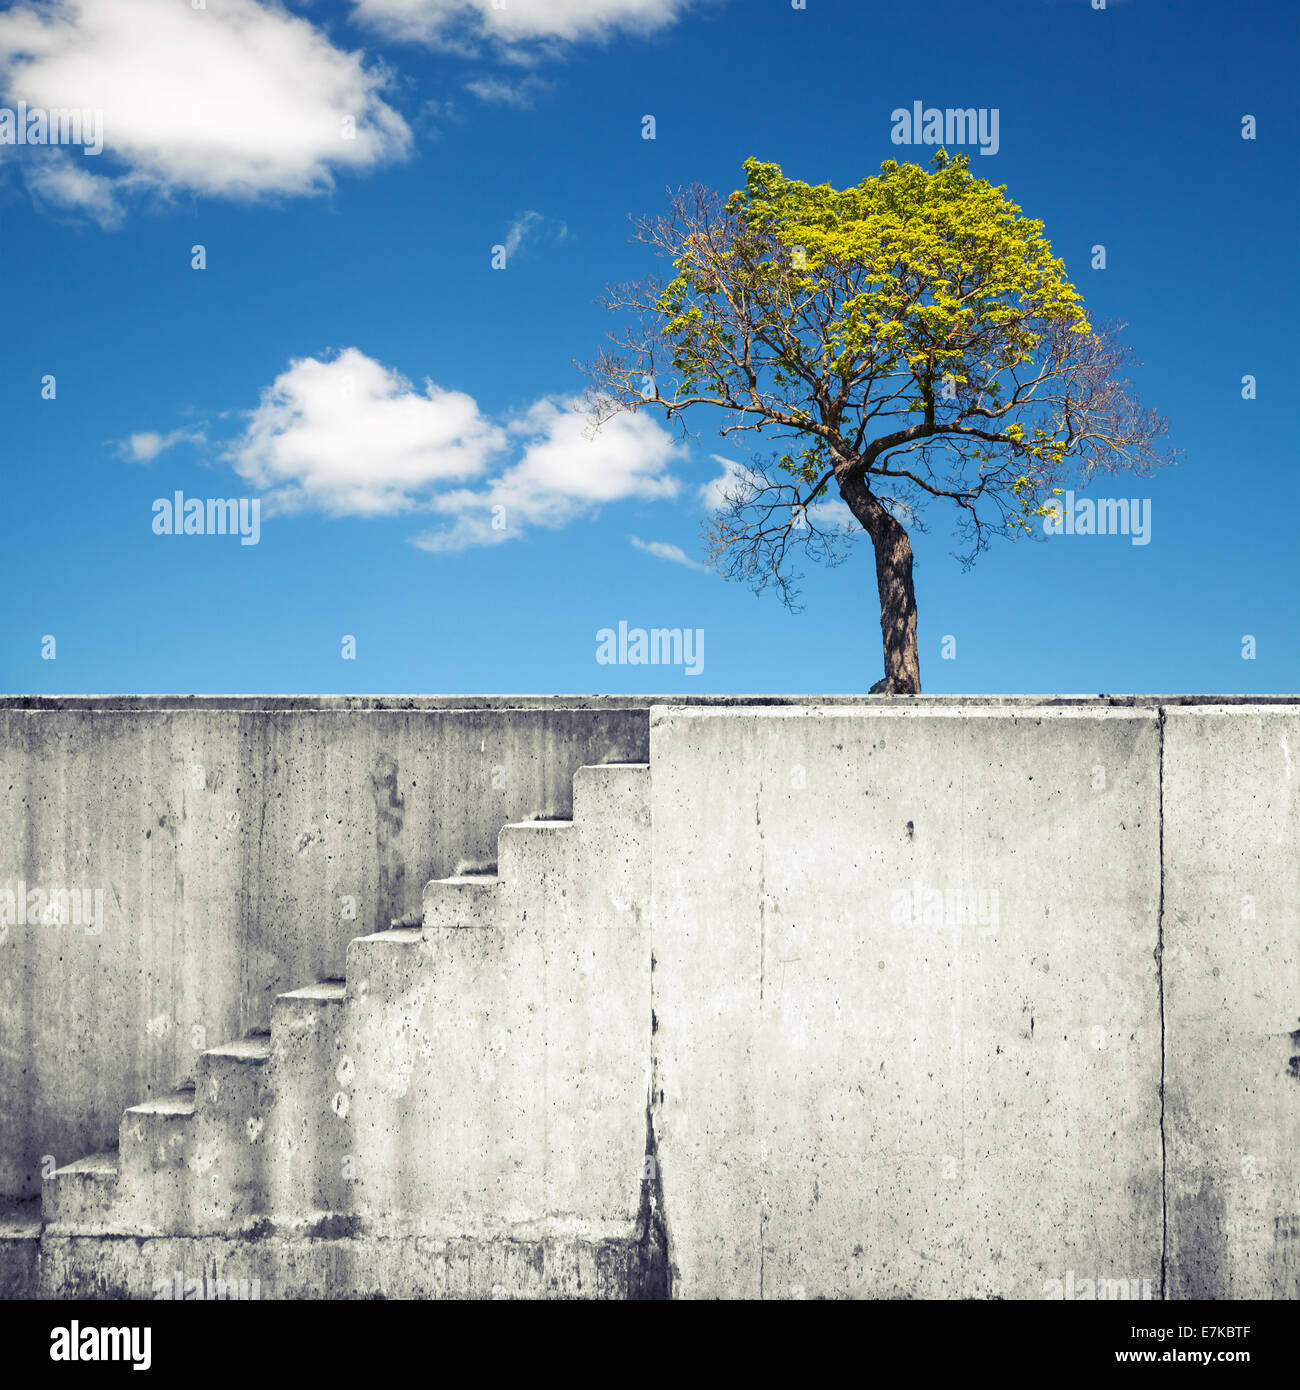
<box><xmin>650</xmin><ymin>706</ymin><xmax>1165</xmax><ymax>1299</ymax></box>
<box><xmin>6</xmin><ymin>697</ymin><xmax>1298</xmax><ymax>1299</ymax></box>
<box><xmin>37</xmin><ymin>1232</ymin><xmax>648</xmax><ymax>1299</ymax></box>
<box><xmin>0</xmin><ymin>702</ymin><xmax>648</xmax><ymax>1197</ymax></box>
<box><xmin>0</xmin><ymin>1199</ymin><xmax>40</xmax><ymax>1298</ymax></box>
<box><xmin>37</xmin><ymin>762</ymin><xmax>653</xmax><ymax>1297</ymax></box>
<box><xmin>1162</xmin><ymin>706</ymin><xmax>1300</xmax><ymax>1299</ymax></box>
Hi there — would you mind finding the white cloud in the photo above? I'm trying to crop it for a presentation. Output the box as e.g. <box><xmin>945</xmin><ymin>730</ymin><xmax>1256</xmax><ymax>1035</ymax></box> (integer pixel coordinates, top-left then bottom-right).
<box><xmin>504</xmin><ymin>209</ymin><xmax>542</xmax><ymax>255</ymax></box>
<box><xmin>22</xmin><ymin>148</ymin><xmax>120</xmax><ymax>226</ymax></box>
<box><xmin>700</xmin><ymin>452</ymin><xmax>857</xmax><ymax>534</ymax></box>
<box><xmin>138</xmin><ymin>351</ymin><xmax>681</xmax><ymax>546</ymax></box>
<box><xmin>629</xmin><ymin>536</ymin><xmax>702</xmax><ymax>569</ymax></box>
<box><xmin>464</xmin><ymin>74</ymin><xmax>550</xmax><ymax>107</ymax></box>
<box><xmin>0</xmin><ymin>0</ymin><xmax>411</xmax><ymax>219</ymax></box>
<box><xmin>228</xmin><ymin>349</ymin><xmax>505</xmax><ymax>517</ymax></box>
<box><xmin>496</xmin><ymin>209</ymin><xmax>566</xmax><ymax>260</ymax></box>
<box><xmin>350</xmin><ymin>0</ymin><xmax>694</xmax><ymax>46</ymax></box>
<box><xmin>416</xmin><ymin>398</ymin><xmax>681</xmax><ymax>551</ymax></box>
<box><xmin>116</xmin><ymin>427</ymin><xmax>205</xmax><ymax>463</ymax></box>
<box><xmin>699</xmin><ymin>454</ymin><xmax>751</xmax><ymax>509</ymax></box>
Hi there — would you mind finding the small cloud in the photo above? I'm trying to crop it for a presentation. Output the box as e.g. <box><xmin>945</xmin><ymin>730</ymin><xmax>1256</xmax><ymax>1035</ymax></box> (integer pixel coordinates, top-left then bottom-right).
<box><xmin>630</xmin><ymin>536</ymin><xmax>702</xmax><ymax>569</ymax></box>
<box><xmin>351</xmin><ymin>0</ymin><xmax>696</xmax><ymax>47</ymax></box>
<box><xmin>464</xmin><ymin>74</ymin><xmax>551</xmax><ymax>108</ymax></box>
<box><xmin>501</xmin><ymin>209</ymin><xmax>566</xmax><ymax>258</ymax></box>
<box><xmin>228</xmin><ymin>348</ymin><xmax>505</xmax><ymax>517</ymax></box>
<box><xmin>414</xmin><ymin>96</ymin><xmax>462</xmax><ymax>139</ymax></box>
<box><xmin>699</xmin><ymin>454</ymin><xmax>751</xmax><ymax>509</ymax></box>
<box><xmin>24</xmin><ymin>152</ymin><xmax>122</xmax><ymax>229</ymax></box>
<box><xmin>415</xmin><ymin>397</ymin><xmax>681</xmax><ymax>551</ymax></box>
<box><xmin>504</xmin><ymin>209</ymin><xmax>543</xmax><ymax>256</ymax></box>
<box><xmin>116</xmin><ymin>427</ymin><xmax>205</xmax><ymax>463</ymax></box>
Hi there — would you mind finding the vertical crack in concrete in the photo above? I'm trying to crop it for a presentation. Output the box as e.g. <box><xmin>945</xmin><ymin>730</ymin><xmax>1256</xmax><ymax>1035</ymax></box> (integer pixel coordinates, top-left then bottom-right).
<box><xmin>756</xmin><ymin>781</ymin><xmax>765</xmax><ymax>1299</ymax></box>
<box><xmin>634</xmin><ymin>1103</ymin><xmax>671</xmax><ymax>1299</ymax></box>
<box><xmin>637</xmin><ymin>801</ymin><xmax>671</xmax><ymax>1299</ymax></box>
<box><xmin>1157</xmin><ymin>705</ymin><xmax>1168</xmax><ymax>1300</ymax></box>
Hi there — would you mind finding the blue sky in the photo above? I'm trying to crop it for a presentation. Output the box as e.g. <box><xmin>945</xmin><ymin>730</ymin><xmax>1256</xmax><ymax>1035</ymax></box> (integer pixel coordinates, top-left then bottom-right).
<box><xmin>1</xmin><ymin>0</ymin><xmax>1295</xmax><ymax>694</ymax></box>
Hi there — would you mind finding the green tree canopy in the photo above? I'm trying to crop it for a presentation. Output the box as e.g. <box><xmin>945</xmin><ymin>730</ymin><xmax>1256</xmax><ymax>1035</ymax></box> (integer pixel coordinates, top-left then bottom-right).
<box><xmin>588</xmin><ymin>154</ymin><xmax>1174</xmax><ymax>691</ymax></box>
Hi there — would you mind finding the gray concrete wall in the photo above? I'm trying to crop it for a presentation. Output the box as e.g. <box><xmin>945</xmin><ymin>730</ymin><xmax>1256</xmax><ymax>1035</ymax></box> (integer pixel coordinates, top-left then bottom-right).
<box><xmin>4</xmin><ymin>695</ymin><xmax>1297</xmax><ymax>1299</ymax></box>
<box><xmin>1163</xmin><ymin>706</ymin><xmax>1300</xmax><ymax>1299</ymax></box>
<box><xmin>0</xmin><ymin>700</ymin><xmax>652</xmax><ymax>1198</ymax></box>
<box><xmin>649</xmin><ymin>703</ymin><xmax>1299</xmax><ymax>1299</ymax></box>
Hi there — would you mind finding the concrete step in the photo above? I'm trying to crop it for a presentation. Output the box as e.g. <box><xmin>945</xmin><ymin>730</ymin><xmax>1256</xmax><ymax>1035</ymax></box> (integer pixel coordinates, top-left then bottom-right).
<box><xmin>187</xmin><ymin>1034</ymin><xmax>276</xmax><ymax>1229</ymax></box>
<box><xmin>120</xmin><ymin>1092</ymin><xmax>195</xmax><ymax>1170</ymax></box>
<box><xmin>498</xmin><ymin>819</ymin><xmax>577</xmax><ymax>888</ymax></box>
<box><xmin>117</xmin><ymin>1090</ymin><xmax>197</xmax><ymax>1232</ymax></box>
<box><xmin>345</xmin><ymin>928</ymin><xmax>427</xmax><ymax>999</ymax></box>
<box><xmin>195</xmin><ymin>1034</ymin><xmax>272</xmax><ymax>1114</ymax></box>
<box><xmin>268</xmin><ymin>980</ymin><xmax>355</xmax><ymax>1220</ymax></box>
<box><xmin>42</xmin><ymin>1151</ymin><xmax>119</xmax><ymax>1227</ymax></box>
<box><xmin>572</xmin><ymin>763</ymin><xmax>650</xmax><ymax>828</ymax></box>
<box><xmin>422</xmin><ymin>873</ymin><xmax>500</xmax><ymax>931</ymax></box>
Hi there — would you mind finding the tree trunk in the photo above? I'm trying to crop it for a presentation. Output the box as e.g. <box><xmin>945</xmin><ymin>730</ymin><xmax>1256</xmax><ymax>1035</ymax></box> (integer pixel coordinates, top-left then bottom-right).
<box><xmin>839</xmin><ymin>473</ymin><xmax>922</xmax><ymax>694</ymax></box>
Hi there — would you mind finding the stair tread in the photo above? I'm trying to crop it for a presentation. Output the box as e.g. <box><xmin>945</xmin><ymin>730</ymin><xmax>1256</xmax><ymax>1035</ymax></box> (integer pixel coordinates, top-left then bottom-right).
<box><xmin>432</xmin><ymin>874</ymin><xmax>501</xmax><ymax>887</ymax></box>
<box><xmin>277</xmin><ymin>982</ymin><xmax>346</xmax><ymax>1002</ymax></box>
<box><xmin>125</xmin><ymin>1095</ymin><xmax>196</xmax><ymax>1117</ymax></box>
<box><xmin>502</xmin><ymin>819</ymin><xmax>575</xmax><ymax>830</ymax></box>
<box><xmin>355</xmin><ymin>927</ymin><xmax>424</xmax><ymax>944</ymax></box>
<box><xmin>582</xmin><ymin>762</ymin><xmax>650</xmax><ymax>769</ymax></box>
<box><xmin>49</xmin><ymin>1151</ymin><xmax>119</xmax><ymax>1179</ymax></box>
<box><xmin>203</xmin><ymin>1037</ymin><xmax>271</xmax><ymax>1063</ymax></box>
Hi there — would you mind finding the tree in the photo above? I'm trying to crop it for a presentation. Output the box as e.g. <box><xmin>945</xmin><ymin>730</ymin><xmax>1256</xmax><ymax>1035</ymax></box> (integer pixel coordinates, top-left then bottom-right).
<box><xmin>585</xmin><ymin>153</ymin><xmax>1176</xmax><ymax>692</ymax></box>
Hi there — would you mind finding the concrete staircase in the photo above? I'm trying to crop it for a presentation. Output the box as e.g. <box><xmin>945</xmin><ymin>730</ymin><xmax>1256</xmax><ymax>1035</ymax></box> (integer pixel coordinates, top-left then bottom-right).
<box><xmin>37</xmin><ymin>763</ymin><xmax>659</xmax><ymax>1299</ymax></box>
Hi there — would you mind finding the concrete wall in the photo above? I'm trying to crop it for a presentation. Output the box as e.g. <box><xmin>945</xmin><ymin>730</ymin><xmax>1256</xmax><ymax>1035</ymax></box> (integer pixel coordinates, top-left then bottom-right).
<box><xmin>0</xmin><ymin>700</ymin><xmax>652</xmax><ymax>1198</ymax></box>
<box><xmin>4</xmin><ymin>695</ymin><xmax>1297</xmax><ymax>1299</ymax></box>
<box><xmin>1163</xmin><ymin>707</ymin><xmax>1300</xmax><ymax>1298</ymax></box>
<box><xmin>649</xmin><ymin>704</ymin><xmax>1299</xmax><ymax>1299</ymax></box>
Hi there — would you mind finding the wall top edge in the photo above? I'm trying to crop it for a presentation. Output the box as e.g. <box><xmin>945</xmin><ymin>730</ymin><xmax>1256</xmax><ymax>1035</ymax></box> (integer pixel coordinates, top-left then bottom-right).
<box><xmin>0</xmin><ymin>693</ymin><xmax>1295</xmax><ymax>713</ymax></box>
<box><xmin>2</xmin><ymin>693</ymin><xmax>1298</xmax><ymax>714</ymax></box>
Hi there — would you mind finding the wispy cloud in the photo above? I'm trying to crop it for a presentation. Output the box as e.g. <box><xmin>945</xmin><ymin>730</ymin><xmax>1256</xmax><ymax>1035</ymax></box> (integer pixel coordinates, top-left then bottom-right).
<box><xmin>350</xmin><ymin>0</ymin><xmax>697</xmax><ymax>48</ymax></box>
<box><xmin>116</xmin><ymin>428</ymin><xmax>205</xmax><ymax>464</ymax></box>
<box><xmin>465</xmin><ymin>75</ymin><xmax>551</xmax><ymax>108</ymax></box>
<box><xmin>502</xmin><ymin>209</ymin><xmax>567</xmax><ymax>258</ymax></box>
<box><xmin>699</xmin><ymin>454</ymin><xmax>751</xmax><ymax>509</ymax></box>
<box><xmin>630</xmin><ymin>536</ymin><xmax>702</xmax><ymax>569</ymax></box>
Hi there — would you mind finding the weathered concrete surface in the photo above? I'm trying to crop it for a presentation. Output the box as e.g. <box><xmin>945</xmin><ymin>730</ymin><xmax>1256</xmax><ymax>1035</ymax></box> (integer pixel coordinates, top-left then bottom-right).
<box><xmin>7</xmin><ymin>696</ymin><xmax>1300</xmax><ymax>1299</ymax></box>
<box><xmin>38</xmin><ymin>1232</ymin><xmax>648</xmax><ymax>1299</ymax></box>
<box><xmin>650</xmin><ymin>706</ymin><xmax>1164</xmax><ymax>1299</ymax></box>
<box><xmin>1163</xmin><ymin>706</ymin><xmax>1300</xmax><ymax>1299</ymax></box>
<box><xmin>340</xmin><ymin>764</ymin><xmax>650</xmax><ymax>1242</ymax></box>
<box><xmin>0</xmin><ymin>703</ymin><xmax>647</xmax><ymax>1198</ymax></box>
<box><xmin>37</xmin><ymin>763</ymin><xmax>652</xmax><ymax>1297</ymax></box>
<box><xmin>0</xmin><ymin>1199</ymin><xmax>40</xmax><ymax>1298</ymax></box>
